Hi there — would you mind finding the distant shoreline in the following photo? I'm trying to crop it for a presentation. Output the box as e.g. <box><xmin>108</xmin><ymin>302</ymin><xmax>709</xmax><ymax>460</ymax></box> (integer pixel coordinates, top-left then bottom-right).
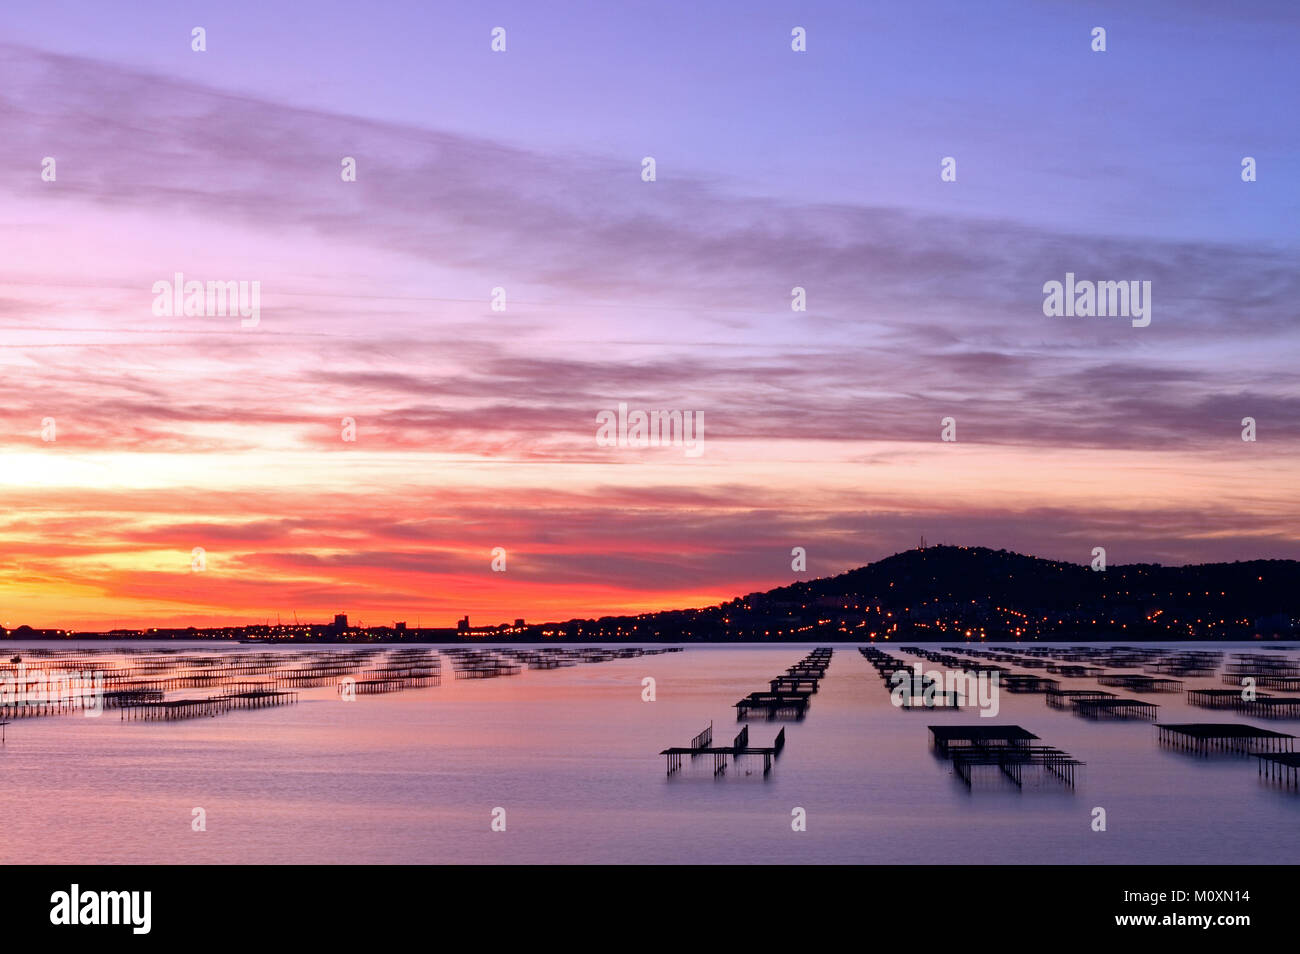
<box><xmin>5</xmin><ymin>546</ymin><xmax>1296</xmax><ymax>643</ymax></box>
<box><xmin>2</xmin><ymin>634</ymin><xmax>1297</xmax><ymax>645</ymax></box>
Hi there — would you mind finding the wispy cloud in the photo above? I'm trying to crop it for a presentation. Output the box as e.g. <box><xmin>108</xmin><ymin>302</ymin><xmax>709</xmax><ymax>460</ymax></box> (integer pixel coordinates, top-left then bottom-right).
<box><xmin>0</xmin><ymin>41</ymin><xmax>1295</xmax><ymax>626</ymax></box>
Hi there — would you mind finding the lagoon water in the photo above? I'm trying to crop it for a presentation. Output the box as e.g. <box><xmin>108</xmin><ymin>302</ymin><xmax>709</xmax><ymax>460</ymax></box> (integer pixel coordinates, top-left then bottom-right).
<box><xmin>2</xmin><ymin>641</ymin><xmax>1297</xmax><ymax>864</ymax></box>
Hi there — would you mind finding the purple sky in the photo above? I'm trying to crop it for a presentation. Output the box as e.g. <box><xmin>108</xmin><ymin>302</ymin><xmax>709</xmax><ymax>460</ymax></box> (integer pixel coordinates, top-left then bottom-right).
<box><xmin>0</xmin><ymin>1</ymin><xmax>1297</xmax><ymax>627</ymax></box>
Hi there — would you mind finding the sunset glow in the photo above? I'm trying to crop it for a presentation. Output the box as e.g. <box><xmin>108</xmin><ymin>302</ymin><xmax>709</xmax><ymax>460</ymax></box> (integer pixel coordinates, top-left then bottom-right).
<box><xmin>1</xmin><ymin>1</ymin><xmax>1297</xmax><ymax>629</ymax></box>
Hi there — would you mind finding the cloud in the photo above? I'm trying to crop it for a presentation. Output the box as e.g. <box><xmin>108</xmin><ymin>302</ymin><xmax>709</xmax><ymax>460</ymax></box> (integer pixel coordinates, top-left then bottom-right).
<box><xmin>0</xmin><ymin>42</ymin><xmax>1296</xmax><ymax>625</ymax></box>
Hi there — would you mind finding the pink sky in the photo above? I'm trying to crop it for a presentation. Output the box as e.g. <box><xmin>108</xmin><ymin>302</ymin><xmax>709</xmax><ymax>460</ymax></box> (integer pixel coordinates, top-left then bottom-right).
<box><xmin>1</xmin><ymin>28</ymin><xmax>1297</xmax><ymax>628</ymax></box>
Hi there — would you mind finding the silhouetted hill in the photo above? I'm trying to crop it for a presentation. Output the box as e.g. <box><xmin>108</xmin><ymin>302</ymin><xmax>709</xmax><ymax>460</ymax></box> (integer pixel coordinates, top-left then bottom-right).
<box><xmin>542</xmin><ymin>545</ymin><xmax>1300</xmax><ymax>641</ymax></box>
<box><xmin>6</xmin><ymin>546</ymin><xmax>1296</xmax><ymax>643</ymax></box>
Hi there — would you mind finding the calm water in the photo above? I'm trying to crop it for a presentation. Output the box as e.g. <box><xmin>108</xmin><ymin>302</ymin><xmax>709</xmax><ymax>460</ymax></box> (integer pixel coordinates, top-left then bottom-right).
<box><xmin>2</xmin><ymin>641</ymin><xmax>1298</xmax><ymax>864</ymax></box>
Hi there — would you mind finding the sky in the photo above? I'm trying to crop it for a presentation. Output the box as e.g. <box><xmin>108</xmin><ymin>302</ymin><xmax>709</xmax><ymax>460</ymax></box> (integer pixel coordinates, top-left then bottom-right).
<box><xmin>0</xmin><ymin>0</ymin><xmax>1297</xmax><ymax>629</ymax></box>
